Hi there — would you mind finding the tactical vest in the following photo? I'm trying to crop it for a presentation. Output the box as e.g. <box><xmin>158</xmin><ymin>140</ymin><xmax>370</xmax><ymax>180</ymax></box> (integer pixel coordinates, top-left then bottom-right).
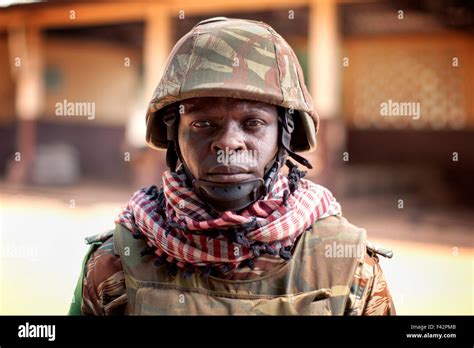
<box><xmin>113</xmin><ymin>215</ymin><xmax>366</xmax><ymax>315</ymax></box>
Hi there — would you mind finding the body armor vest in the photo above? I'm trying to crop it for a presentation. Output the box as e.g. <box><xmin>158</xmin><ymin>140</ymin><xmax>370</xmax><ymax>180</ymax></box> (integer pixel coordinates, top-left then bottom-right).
<box><xmin>113</xmin><ymin>215</ymin><xmax>366</xmax><ymax>315</ymax></box>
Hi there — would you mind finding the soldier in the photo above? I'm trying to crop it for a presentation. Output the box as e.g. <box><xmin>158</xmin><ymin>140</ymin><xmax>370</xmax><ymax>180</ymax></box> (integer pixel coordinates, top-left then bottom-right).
<box><xmin>69</xmin><ymin>17</ymin><xmax>395</xmax><ymax>316</ymax></box>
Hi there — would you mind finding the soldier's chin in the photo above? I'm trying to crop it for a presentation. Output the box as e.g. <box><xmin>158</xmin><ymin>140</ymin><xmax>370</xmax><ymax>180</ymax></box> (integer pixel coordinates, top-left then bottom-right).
<box><xmin>205</xmin><ymin>173</ymin><xmax>254</xmax><ymax>183</ymax></box>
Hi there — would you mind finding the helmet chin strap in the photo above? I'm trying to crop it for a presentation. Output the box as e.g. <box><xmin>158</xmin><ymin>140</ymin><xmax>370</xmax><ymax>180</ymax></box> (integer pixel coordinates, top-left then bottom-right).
<box><xmin>192</xmin><ymin>176</ymin><xmax>265</xmax><ymax>212</ymax></box>
<box><xmin>163</xmin><ymin>105</ymin><xmax>312</xmax><ymax>212</ymax></box>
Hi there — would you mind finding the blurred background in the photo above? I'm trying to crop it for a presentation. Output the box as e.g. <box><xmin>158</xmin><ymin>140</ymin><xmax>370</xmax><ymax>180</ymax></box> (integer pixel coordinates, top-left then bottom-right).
<box><xmin>0</xmin><ymin>0</ymin><xmax>472</xmax><ymax>315</ymax></box>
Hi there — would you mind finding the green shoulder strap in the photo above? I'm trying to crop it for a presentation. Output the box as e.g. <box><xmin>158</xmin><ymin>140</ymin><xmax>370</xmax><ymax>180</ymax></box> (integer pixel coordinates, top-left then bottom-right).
<box><xmin>67</xmin><ymin>229</ymin><xmax>115</xmax><ymax>315</ymax></box>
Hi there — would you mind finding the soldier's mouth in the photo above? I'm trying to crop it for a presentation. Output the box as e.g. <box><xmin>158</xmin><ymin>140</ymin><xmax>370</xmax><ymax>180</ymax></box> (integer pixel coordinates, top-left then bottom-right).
<box><xmin>205</xmin><ymin>173</ymin><xmax>254</xmax><ymax>183</ymax></box>
<box><xmin>208</xmin><ymin>164</ymin><xmax>250</xmax><ymax>174</ymax></box>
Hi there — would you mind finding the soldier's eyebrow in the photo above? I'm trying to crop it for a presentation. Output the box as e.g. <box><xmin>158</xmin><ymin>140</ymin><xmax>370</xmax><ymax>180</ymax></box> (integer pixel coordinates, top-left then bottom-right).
<box><xmin>241</xmin><ymin>106</ymin><xmax>275</xmax><ymax>115</ymax></box>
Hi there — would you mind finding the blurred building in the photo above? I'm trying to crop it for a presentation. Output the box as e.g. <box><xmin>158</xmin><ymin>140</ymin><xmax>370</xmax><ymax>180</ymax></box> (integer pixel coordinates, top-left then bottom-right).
<box><xmin>0</xmin><ymin>0</ymin><xmax>473</xmax><ymax>203</ymax></box>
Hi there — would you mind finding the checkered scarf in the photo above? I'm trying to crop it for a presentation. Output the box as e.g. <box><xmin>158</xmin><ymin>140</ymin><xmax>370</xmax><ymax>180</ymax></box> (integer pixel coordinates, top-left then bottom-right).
<box><xmin>116</xmin><ymin>169</ymin><xmax>341</xmax><ymax>274</ymax></box>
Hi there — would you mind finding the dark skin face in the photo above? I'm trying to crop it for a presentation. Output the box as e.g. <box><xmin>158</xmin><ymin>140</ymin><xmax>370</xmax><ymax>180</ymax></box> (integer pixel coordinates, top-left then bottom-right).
<box><xmin>178</xmin><ymin>97</ymin><xmax>279</xmax><ymax>183</ymax></box>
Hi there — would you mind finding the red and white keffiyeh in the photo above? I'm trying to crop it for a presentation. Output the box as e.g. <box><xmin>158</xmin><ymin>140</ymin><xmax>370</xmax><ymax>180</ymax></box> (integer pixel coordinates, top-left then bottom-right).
<box><xmin>116</xmin><ymin>169</ymin><xmax>341</xmax><ymax>270</ymax></box>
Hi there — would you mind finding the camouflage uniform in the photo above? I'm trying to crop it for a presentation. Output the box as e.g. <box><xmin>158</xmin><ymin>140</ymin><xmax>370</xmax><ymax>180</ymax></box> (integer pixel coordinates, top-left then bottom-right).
<box><xmin>71</xmin><ymin>216</ymin><xmax>395</xmax><ymax>315</ymax></box>
<box><xmin>69</xmin><ymin>17</ymin><xmax>396</xmax><ymax>315</ymax></box>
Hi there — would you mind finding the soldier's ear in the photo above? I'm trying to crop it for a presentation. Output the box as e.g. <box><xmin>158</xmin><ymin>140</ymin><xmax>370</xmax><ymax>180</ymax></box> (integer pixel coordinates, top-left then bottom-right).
<box><xmin>162</xmin><ymin>103</ymin><xmax>182</xmax><ymax>172</ymax></box>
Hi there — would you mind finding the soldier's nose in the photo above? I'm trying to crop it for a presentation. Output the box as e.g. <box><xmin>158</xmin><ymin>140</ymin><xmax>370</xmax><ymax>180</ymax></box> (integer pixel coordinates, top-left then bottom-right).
<box><xmin>211</xmin><ymin>125</ymin><xmax>246</xmax><ymax>154</ymax></box>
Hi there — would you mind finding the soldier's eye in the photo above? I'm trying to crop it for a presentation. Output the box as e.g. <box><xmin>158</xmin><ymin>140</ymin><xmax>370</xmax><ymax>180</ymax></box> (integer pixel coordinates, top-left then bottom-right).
<box><xmin>192</xmin><ymin>120</ymin><xmax>212</xmax><ymax>128</ymax></box>
<box><xmin>245</xmin><ymin>119</ymin><xmax>265</xmax><ymax>128</ymax></box>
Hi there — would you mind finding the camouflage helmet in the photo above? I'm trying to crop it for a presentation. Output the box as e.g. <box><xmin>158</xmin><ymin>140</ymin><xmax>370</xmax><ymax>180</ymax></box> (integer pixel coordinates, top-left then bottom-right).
<box><xmin>145</xmin><ymin>17</ymin><xmax>319</xmax><ymax>153</ymax></box>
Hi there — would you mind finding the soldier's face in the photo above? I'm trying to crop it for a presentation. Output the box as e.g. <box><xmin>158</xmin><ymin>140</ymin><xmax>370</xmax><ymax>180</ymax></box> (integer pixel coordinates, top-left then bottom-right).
<box><xmin>178</xmin><ymin>97</ymin><xmax>279</xmax><ymax>183</ymax></box>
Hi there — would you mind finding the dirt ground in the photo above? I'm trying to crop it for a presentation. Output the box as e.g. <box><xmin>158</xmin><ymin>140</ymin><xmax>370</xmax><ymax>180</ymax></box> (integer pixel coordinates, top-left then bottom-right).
<box><xmin>0</xmin><ymin>181</ymin><xmax>472</xmax><ymax>315</ymax></box>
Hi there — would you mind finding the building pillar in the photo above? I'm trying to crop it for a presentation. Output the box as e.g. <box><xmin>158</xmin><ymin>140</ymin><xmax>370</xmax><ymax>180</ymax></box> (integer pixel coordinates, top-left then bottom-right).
<box><xmin>309</xmin><ymin>0</ymin><xmax>340</xmax><ymax>120</ymax></box>
<box><xmin>7</xmin><ymin>26</ymin><xmax>44</xmax><ymax>185</ymax></box>
<box><xmin>307</xmin><ymin>0</ymin><xmax>344</xmax><ymax>188</ymax></box>
<box><xmin>144</xmin><ymin>4</ymin><xmax>172</xmax><ymax>101</ymax></box>
<box><xmin>130</xmin><ymin>4</ymin><xmax>172</xmax><ymax>188</ymax></box>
